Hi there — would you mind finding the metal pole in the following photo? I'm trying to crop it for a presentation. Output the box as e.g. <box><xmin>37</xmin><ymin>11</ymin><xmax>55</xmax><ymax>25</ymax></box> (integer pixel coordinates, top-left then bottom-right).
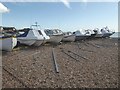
<box><xmin>52</xmin><ymin>48</ymin><xmax>59</xmax><ymax>73</ymax></box>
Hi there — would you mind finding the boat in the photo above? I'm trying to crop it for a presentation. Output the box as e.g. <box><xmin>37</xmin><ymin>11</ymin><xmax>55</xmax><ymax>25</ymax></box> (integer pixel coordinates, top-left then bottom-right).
<box><xmin>93</xmin><ymin>28</ymin><xmax>103</xmax><ymax>38</ymax></box>
<box><xmin>44</xmin><ymin>29</ymin><xmax>64</xmax><ymax>44</ymax></box>
<box><xmin>0</xmin><ymin>27</ymin><xmax>17</xmax><ymax>51</ymax></box>
<box><xmin>0</xmin><ymin>36</ymin><xmax>17</xmax><ymax>51</ymax></box>
<box><xmin>30</xmin><ymin>23</ymin><xmax>50</xmax><ymax>46</ymax></box>
<box><xmin>101</xmin><ymin>26</ymin><xmax>115</xmax><ymax>38</ymax></box>
<box><xmin>62</xmin><ymin>32</ymin><xmax>76</xmax><ymax>42</ymax></box>
<box><xmin>84</xmin><ymin>29</ymin><xmax>96</xmax><ymax>39</ymax></box>
<box><xmin>17</xmin><ymin>28</ymin><xmax>44</xmax><ymax>46</ymax></box>
<box><xmin>17</xmin><ymin>23</ymin><xmax>50</xmax><ymax>46</ymax></box>
<box><xmin>73</xmin><ymin>30</ymin><xmax>91</xmax><ymax>41</ymax></box>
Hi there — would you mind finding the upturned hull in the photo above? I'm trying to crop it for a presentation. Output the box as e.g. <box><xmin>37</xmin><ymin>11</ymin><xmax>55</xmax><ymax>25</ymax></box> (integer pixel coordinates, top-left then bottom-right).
<box><xmin>0</xmin><ymin>37</ymin><xmax>17</xmax><ymax>51</ymax></box>
<box><xmin>62</xmin><ymin>35</ymin><xmax>75</xmax><ymax>42</ymax></box>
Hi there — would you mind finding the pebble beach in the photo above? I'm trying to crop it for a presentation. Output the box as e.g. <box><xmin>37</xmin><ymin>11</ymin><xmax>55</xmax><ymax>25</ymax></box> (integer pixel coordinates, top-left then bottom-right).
<box><xmin>2</xmin><ymin>38</ymin><xmax>119</xmax><ymax>88</ymax></box>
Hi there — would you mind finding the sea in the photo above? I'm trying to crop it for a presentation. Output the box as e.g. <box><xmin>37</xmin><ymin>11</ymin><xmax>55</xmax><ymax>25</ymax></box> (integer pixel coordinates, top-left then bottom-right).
<box><xmin>110</xmin><ymin>32</ymin><xmax>120</xmax><ymax>38</ymax></box>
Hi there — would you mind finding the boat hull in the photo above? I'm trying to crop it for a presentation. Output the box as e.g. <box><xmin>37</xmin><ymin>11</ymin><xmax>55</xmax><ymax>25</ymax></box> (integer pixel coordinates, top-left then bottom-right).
<box><xmin>33</xmin><ymin>40</ymin><xmax>44</xmax><ymax>46</ymax></box>
<box><xmin>75</xmin><ymin>35</ymin><xmax>90</xmax><ymax>41</ymax></box>
<box><xmin>62</xmin><ymin>35</ymin><xmax>75</xmax><ymax>42</ymax></box>
<box><xmin>102</xmin><ymin>33</ymin><xmax>113</xmax><ymax>38</ymax></box>
<box><xmin>0</xmin><ymin>37</ymin><xmax>17</xmax><ymax>51</ymax></box>
<box><xmin>18</xmin><ymin>39</ymin><xmax>36</xmax><ymax>46</ymax></box>
<box><xmin>47</xmin><ymin>35</ymin><xmax>63</xmax><ymax>44</ymax></box>
<box><xmin>94</xmin><ymin>34</ymin><xmax>103</xmax><ymax>38</ymax></box>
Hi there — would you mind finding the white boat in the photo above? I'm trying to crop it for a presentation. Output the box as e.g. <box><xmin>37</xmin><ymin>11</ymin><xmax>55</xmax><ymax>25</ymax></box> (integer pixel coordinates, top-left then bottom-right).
<box><xmin>84</xmin><ymin>29</ymin><xmax>96</xmax><ymax>39</ymax></box>
<box><xmin>73</xmin><ymin>30</ymin><xmax>91</xmax><ymax>41</ymax></box>
<box><xmin>44</xmin><ymin>29</ymin><xmax>63</xmax><ymax>44</ymax></box>
<box><xmin>0</xmin><ymin>27</ymin><xmax>17</xmax><ymax>51</ymax></box>
<box><xmin>30</xmin><ymin>23</ymin><xmax>50</xmax><ymax>46</ymax></box>
<box><xmin>0</xmin><ymin>34</ymin><xmax>17</xmax><ymax>51</ymax></box>
<box><xmin>101</xmin><ymin>26</ymin><xmax>115</xmax><ymax>38</ymax></box>
<box><xmin>62</xmin><ymin>32</ymin><xmax>75</xmax><ymax>42</ymax></box>
<box><xmin>17</xmin><ymin>28</ymin><xmax>44</xmax><ymax>46</ymax></box>
<box><xmin>93</xmin><ymin>28</ymin><xmax>103</xmax><ymax>38</ymax></box>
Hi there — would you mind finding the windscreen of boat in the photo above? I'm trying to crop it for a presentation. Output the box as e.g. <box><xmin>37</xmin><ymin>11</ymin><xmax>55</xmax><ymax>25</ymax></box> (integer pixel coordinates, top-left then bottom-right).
<box><xmin>31</xmin><ymin>25</ymin><xmax>41</xmax><ymax>30</ymax></box>
<box><xmin>38</xmin><ymin>30</ymin><xmax>43</xmax><ymax>35</ymax></box>
<box><xmin>45</xmin><ymin>30</ymin><xmax>53</xmax><ymax>36</ymax></box>
<box><xmin>17</xmin><ymin>29</ymin><xmax>30</xmax><ymax>37</ymax></box>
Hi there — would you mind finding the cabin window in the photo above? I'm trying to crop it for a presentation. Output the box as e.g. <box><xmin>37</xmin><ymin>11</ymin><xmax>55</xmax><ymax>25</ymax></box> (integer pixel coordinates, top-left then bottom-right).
<box><xmin>38</xmin><ymin>30</ymin><xmax>42</xmax><ymax>35</ymax></box>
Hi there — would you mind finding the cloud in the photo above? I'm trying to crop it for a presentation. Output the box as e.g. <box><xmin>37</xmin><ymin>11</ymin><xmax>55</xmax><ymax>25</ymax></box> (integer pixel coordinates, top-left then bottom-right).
<box><xmin>60</xmin><ymin>0</ymin><xmax>71</xmax><ymax>8</ymax></box>
<box><xmin>0</xmin><ymin>3</ymin><xmax>10</xmax><ymax>13</ymax></box>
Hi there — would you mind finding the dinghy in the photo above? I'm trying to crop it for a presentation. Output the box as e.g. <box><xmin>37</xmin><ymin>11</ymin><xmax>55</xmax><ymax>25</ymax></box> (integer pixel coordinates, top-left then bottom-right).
<box><xmin>62</xmin><ymin>32</ymin><xmax>75</xmax><ymax>42</ymax></box>
<box><xmin>44</xmin><ymin>29</ymin><xmax>63</xmax><ymax>44</ymax></box>
<box><xmin>101</xmin><ymin>26</ymin><xmax>115</xmax><ymax>38</ymax></box>
<box><xmin>73</xmin><ymin>30</ymin><xmax>91</xmax><ymax>41</ymax></box>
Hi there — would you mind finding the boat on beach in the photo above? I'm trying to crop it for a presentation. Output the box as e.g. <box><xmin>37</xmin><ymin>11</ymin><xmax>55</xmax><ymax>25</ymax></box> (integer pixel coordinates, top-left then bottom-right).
<box><xmin>101</xmin><ymin>26</ymin><xmax>115</xmax><ymax>38</ymax></box>
<box><xmin>62</xmin><ymin>32</ymin><xmax>76</xmax><ymax>42</ymax></box>
<box><xmin>93</xmin><ymin>28</ymin><xmax>103</xmax><ymax>38</ymax></box>
<box><xmin>0</xmin><ymin>27</ymin><xmax>17</xmax><ymax>51</ymax></box>
<box><xmin>44</xmin><ymin>29</ymin><xmax>64</xmax><ymax>44</ymax></box>
<box><xmin>73</xmin><ymin>30</ymin><xmax>91</xmax><ymax>41</ymax></box>
<box><xmin>17</xmin><ymin>28</ymin><xmax>43</xmax><ymax>46</ymax></box>
<box><xmin>84</xmin><ymin>29</ymin><xmax>96</xmax><ymax>39</ymax></box>
<box><xmin>0</xmin><ymin>36</ymin><xmax>17</xmax><ymax>51</ymax></box>
<box><xmin>17</xmin><ymin>23</ymin><xmax>50</xmax><ymax>46</ymax></box>
<box><xmin>30</xmin><ymin>23</ymin><xmax>50</xmax><ymax>46</ymax></box>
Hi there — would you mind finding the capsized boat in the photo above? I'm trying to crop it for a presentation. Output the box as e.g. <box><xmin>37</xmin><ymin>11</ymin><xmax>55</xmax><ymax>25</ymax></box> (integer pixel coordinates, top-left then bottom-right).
<box><xmin>101</xmin><ymin>26</ymin><xmax>115</xmax><ymax>38</ymax></box>
<box><xmin>0</xmin><ymin>27</ymin><xmax>17</xmax><ymax>51</ymax></box>
<box><xmin>93</xmin><ymin>28</ymin><xmax>103</xmax><ymax>38</ymax></box>
<box><xmin>62</xmin><ymin>32</ymin><xmax>75</xmax><ymax>42</ymax></box>
<box><xmin>73</xmin><ymin>30</ymin><xmax>91</xmax><ymax>41</ymax></box>
<box><xmin>17</xmin><ymin>28</ymin><xmax>44</xmax><ymax>46</ymax></box>
<box><xmin>44</xmin><ymin>29</ymin><xmax>64</xmax><ymax>44</ymax></box>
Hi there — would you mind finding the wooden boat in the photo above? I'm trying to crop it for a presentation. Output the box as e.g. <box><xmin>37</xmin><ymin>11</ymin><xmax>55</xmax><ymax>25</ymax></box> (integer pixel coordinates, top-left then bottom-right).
<box><xmin>62</xmin><ymin>32</ymin><xmax>75</xmax><ymax>42</ymax></box>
